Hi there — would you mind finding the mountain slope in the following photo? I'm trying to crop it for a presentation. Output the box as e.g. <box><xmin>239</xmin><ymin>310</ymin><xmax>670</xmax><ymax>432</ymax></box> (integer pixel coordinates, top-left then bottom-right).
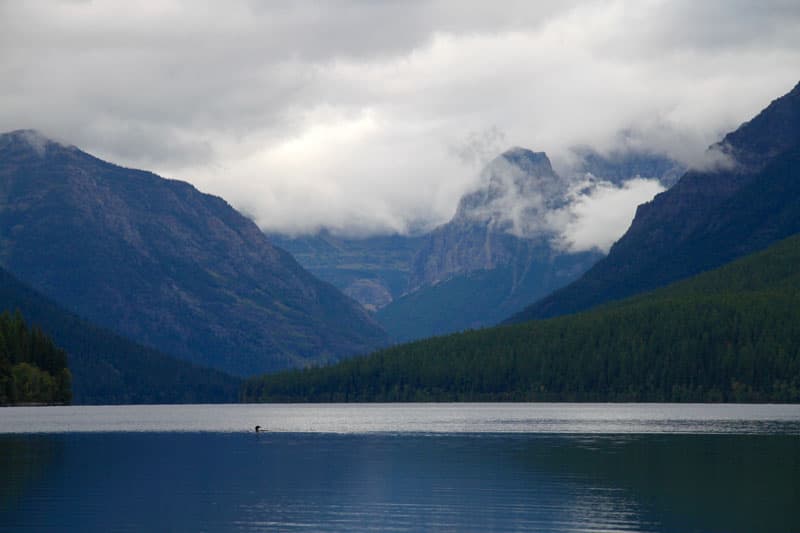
<box><xmin>509</xmin><ymin>80</ymin><xmax>800</xmax><ymax>322</ymax></box>
<box><xmin>0</xmin><ymin>265</ymin><xmax>240</xmax><ymax>404</ymax></box>
<box><xmin>377</xmin><ymin>246</ymin><xmax>598</xmax><ymax>342</ymax></box>
<box><xmin>243</xmin><ymin>232</ymin><xmax>800</xmax><ymax>403</ymax></box>
<box><xmin>0</xmin><ymin>130</ymin><xmax>386</xmax><ymax>376</ymax></box>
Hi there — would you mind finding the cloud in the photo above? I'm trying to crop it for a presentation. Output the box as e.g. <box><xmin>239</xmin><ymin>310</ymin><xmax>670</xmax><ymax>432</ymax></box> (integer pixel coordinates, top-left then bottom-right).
<box><xmin>0</xmin><ymin>0</ymin><xmax>798</xmax><ymax>239</ymax></box>
<box><xmin>555</xmin><ymin>178</ymin><xmax>667</xmax><ymax>253</ymax></box>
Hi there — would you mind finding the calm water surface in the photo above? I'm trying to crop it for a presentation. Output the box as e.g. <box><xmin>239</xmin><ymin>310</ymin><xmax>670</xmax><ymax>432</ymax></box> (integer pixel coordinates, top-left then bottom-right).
<box><xmin>1</xmin><ymin>403</ymin><xmax>798</xmax><ymax>532</ymax></box>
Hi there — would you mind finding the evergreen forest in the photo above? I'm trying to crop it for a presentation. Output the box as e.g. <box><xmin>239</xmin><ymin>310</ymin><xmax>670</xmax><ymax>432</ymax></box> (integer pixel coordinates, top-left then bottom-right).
<box><xmin>0</xmin><ymin>310</ymin><xmax>71</xmax><ymax>405</ymax></box>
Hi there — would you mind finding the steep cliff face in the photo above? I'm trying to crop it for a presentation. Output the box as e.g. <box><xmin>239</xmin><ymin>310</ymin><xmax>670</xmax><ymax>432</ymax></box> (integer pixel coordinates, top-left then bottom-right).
<box><xmin>509</xmin><ymin>80</ymin><xmax>800</xmax><ymax>323</ymax></box>
<box><xmin>0</xmin><ymin>130</ymin><xmax>386</xmax><ymax>376</ymax></box>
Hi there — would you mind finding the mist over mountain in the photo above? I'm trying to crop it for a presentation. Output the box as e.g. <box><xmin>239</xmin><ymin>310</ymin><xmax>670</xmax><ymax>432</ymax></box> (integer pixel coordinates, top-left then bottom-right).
<box><xmin>276</xmin><ymin>143</ymin><xmax>682</xmax><ymax>332</ymax></box>
<box><xmin>278</xmin><ymin>145</ymin><xmax>680</xmax><ymax>342</ymax></box>
<box><xmin>408</xmin><ymin>149</ymin><xmax>586</xmax><ymax>286</ymax></box>
<box><xmin>0</xmin><ymin>130</ymin><xmax>386</xmax><ymax>376</ymax></box>
<box><xmin>509</xmin><ymin>80</ymin><xmax>800</xmax><ymax>323</ymax></box>
<box><xmin>377</xmin><ymin>148</ymin><xmax>603</xmax><ymax>341</ymax></box>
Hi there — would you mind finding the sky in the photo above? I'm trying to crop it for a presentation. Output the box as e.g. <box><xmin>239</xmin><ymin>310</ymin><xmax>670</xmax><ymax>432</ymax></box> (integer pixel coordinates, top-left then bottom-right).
<box><xmin>1</xmin><ymin>0</ymin><xmax>799</xmax><ymax>248</ymax></box>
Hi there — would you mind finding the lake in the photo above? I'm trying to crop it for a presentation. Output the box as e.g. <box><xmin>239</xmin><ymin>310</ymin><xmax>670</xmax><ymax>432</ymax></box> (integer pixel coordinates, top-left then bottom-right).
<box><xmin>1</xmin><ymin>403</ymin><xmax>799</xmax><ymax>532</ymax></box>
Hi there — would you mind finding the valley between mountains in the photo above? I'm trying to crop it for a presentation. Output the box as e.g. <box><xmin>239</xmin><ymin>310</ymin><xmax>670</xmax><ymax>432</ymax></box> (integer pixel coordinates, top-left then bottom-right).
<box><xmin>2</xmin><ymin>80</ymin><xmax>799</xmax><ymax>405</ymax></box>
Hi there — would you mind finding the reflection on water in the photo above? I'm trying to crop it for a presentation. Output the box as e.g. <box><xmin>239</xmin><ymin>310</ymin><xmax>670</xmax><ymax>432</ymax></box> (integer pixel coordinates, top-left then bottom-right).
<box><xmin>0</xmin><ymin>436</ymin><xmax>62</xmax><ymax>515</ymax></box>
<box><xmin>1</xmin><ymin>431</ymin><xmax>798</xmax><ymax>532</ymax></box>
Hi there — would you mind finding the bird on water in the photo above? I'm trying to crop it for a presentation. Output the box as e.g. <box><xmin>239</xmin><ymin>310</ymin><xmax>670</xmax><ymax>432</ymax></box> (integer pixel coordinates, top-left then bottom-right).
<box><xmin>255</xmin><ymin>425</ymin><xmax>262</xmax><ymax>433</ymax></box>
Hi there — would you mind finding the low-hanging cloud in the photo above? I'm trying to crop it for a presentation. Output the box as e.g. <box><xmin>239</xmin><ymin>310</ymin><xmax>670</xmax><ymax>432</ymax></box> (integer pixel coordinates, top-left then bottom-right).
<box><xmin>1</xmin><ymin>1</ymin><xmax>798</xmax><ymax>244</ymax></box>
<box><xmin>452</xmin><ymin>149</ymin><xmax>669</xmax><ymax>253</ymax></box>
<box><xmin>555</xmin><ymin>178</ymin><xmax>667</xmax><ymax>253</ymax></box>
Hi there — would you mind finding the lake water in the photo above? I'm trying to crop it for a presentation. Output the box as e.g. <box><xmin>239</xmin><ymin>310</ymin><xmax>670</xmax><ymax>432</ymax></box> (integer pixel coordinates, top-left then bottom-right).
<box><xmin>1</xmin><ymin>403</ymin><xmax>798</xmax><ymax>532</ymax></box>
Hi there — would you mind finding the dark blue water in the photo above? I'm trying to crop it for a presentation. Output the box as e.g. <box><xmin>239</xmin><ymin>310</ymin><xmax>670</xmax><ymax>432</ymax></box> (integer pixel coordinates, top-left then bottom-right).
<box><xmin>1</xmin><ymin>404</ymin><xmax>799</xmax><ymax>532</ymax></box>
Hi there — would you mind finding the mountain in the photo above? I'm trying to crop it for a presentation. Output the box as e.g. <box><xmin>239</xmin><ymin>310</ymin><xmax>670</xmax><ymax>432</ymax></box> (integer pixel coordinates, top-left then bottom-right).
<box><xmin>375</xmin><ymin>148</ymin><xmax>603</xmax><ymax>341</ymax></box>
<box><xmin>271</xmin><ymin>146</ymin><xmax>681</xmax><ymax>343</ymax></box>
<box><xmin>0</xmin><ymin>265</ymin><xmax>240</xmax><ymax>404</ymax></box>
<box><xmin>509</xmin><ymin>80</ymin><xmax>800</xmax><ymax>323</ymax></box>
<box><xmin>270</xmin><ymin>230</ymin><xmax>424</xmax><ymax>311</ymax></box>
<box><xmin>0</xmin><ymin>130</ymin><xmax>386</xmax><ymax>376</ymax></box>
<box><xmin>407</xmin><ymin>148</ymin><xmax>576</xmax><ymax>290</ymax></box>
<box><xmin>243</xmin><ymin>232</ymin><xmax>800</xmax><ymax>403</ymax></box>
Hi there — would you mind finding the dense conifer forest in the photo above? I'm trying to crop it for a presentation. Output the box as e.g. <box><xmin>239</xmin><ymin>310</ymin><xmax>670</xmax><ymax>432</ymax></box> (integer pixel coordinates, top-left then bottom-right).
<box><xmin>243</xmin><ymin>234</ymin><xmax>800</xmax><ymax>403</ymax></box>
<box><xmin>0</xmin><ymin>310</ymin><xmax>71</xmax><ymax>405</ymax></box>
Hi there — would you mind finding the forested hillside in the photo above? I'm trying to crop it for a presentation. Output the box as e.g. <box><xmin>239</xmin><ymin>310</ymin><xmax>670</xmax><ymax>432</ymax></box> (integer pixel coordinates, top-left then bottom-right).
<box><xmin>0</xmin><ymin>266</ymin><xmax>240</xmax><ymax>404</ymax></box>
<box><xmin>243</xmin><ymin>233</ymin><xmax>800</xmax><ymax>403</ymax></box>
<box><xmin>0</xmin><ymin>310</ymin><xmax>71</xmax><ymax>405</ymax></box>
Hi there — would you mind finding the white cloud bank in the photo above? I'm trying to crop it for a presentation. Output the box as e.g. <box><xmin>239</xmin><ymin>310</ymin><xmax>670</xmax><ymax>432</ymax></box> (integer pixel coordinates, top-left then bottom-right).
<box><xmin>557</xmin><ymin>178</ymin><xmax>667</xmax><ymax>253</ymax></box>
<box><xmin>1</xmin><ymin>0</ymin><xmax>798</xmax><ymax>248</ymax></box>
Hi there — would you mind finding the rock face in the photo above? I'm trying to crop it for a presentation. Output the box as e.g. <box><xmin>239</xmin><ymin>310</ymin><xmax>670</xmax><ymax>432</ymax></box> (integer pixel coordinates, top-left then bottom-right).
<box><xmin>0</xmin><ymin>130</ymin><xmax>387</xmax><ymax>376</ymax></box>
<box><xmin>509</xmin><ymin>80</ymin><xmax>800</xmax><ymax>323</ymax></box>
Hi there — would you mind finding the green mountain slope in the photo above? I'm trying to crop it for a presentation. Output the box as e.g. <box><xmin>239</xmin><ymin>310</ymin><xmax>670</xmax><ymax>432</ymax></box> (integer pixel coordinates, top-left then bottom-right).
<box><xmin>243</xmin><ymin>233</ymin><xmax>800</xmax><ymax>403</ymax></box>
<box><xmin>0</xmin><ymin>266</ymin><xmax>240</xmax><ymax>404</ymax></box>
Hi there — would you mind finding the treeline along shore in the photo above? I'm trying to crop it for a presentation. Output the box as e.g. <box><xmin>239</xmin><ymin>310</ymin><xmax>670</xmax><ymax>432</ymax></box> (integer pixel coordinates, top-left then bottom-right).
<box><xmin>0</xmin><ymin>310</ymin><xmax>71</xmax><ymax>405</ymax></box>
<box><xmin>242</xmin><ymin>234</ymin><xmax>800</xmax><ymax>403</ymax></box>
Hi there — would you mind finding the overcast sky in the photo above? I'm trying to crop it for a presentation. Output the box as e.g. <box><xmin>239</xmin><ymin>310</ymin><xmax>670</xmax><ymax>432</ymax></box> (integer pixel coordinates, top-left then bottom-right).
<box><xmin>1</xmin><ymin>1</ymin><xmax>799</xmax><ymax>242</ymax></box>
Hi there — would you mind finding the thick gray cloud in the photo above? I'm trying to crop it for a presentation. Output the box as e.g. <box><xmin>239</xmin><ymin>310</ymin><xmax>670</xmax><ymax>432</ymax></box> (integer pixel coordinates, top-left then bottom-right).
<box><xmin>1</xmin><ymin>0</ymin><xmax>798</xmax><ymax>243</ymax></box>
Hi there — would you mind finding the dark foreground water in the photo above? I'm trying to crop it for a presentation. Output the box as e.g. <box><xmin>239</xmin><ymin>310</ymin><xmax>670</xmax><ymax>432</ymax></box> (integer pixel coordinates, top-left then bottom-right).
<box><xmin>1</xmin><ymin>404</ymin><xmax>799</xmax><ymax>532</ymax></box>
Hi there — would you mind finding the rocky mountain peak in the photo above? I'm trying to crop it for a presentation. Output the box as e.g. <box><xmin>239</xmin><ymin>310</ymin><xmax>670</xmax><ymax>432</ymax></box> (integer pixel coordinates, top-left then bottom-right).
<box><xmin>498</xmin><ymin>146</ymin><xmax>554</xmax><ymax>174</ymax></box>
<box><xmin>454</xmin><ymin>148</ymin><xmax>565</xmax><ymax>237</ymax></box>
